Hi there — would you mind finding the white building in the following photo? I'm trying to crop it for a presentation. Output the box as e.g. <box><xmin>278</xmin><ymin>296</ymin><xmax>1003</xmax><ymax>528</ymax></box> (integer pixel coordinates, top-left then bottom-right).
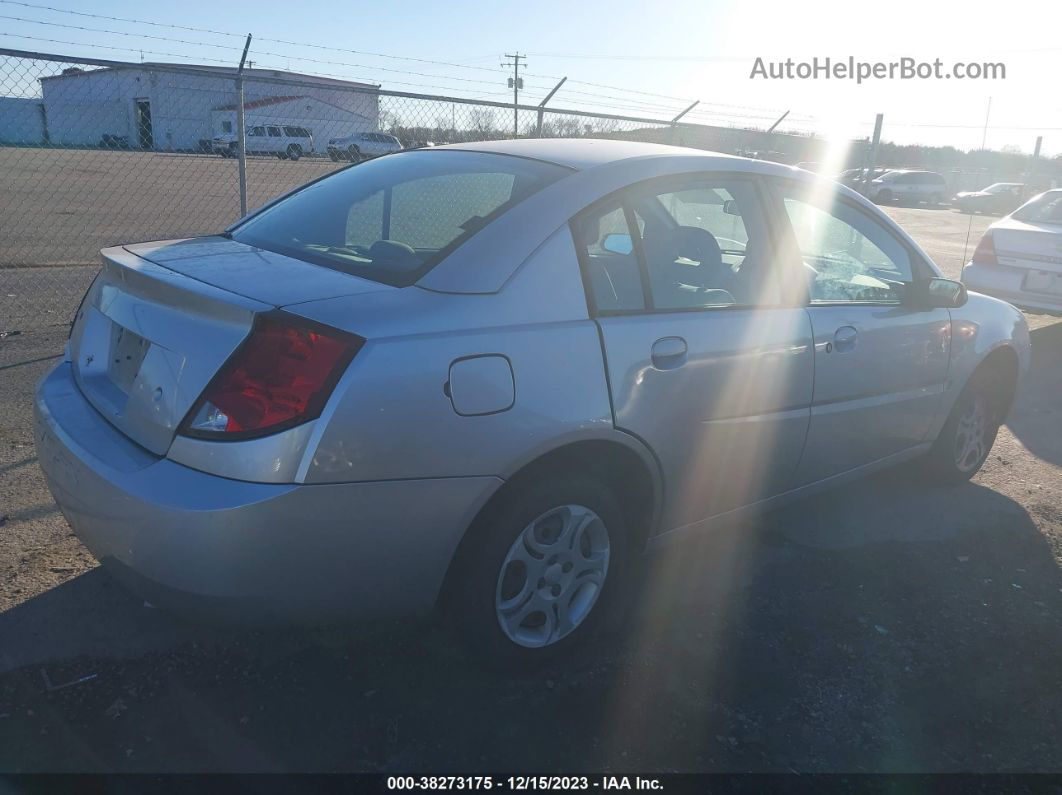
<box><xmin>0</xmin><ymin>96</ymin><xmax>45</xmax><ymax>144</ymax></box>
<box><xmin>38</xmin><ymin>63</ymin><xmax>380</xmax><ymax>151</ymax></box>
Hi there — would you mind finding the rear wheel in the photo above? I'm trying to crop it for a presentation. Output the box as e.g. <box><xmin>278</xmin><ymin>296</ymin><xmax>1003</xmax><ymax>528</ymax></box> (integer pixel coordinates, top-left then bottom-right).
<box><xmin>448</xmin><ymin>474</ymin><xmax>629</xmax><ymax>669</ymax></box>
<box><xmin>286</xmin><ymin>144</ymin><xmax>302</xmax><ymax>161</ymax></box>
<box><xmin>876</xmin><ymin>188</ymin><xmax>893</xmax><ymax>204</ymax></box>
<box><xmin>926</xmin><ymin>370</ymin><xmax>1007</xmax><ymax>484</ymax></box>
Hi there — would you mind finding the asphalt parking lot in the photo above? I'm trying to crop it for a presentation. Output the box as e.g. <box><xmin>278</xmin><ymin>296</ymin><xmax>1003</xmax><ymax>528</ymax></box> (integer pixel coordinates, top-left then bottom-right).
<box><xmin>1</xmin><ymin>187</ymin><xmax>1060</xmax><ymax>771</ymax></box>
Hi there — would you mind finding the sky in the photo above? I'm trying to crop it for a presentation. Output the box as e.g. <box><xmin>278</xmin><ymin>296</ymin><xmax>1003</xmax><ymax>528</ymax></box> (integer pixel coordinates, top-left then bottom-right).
<box><xmin>1</xmin><ymin>0</ymin><xmax>1058</xmax><ymax>155</ymax></box>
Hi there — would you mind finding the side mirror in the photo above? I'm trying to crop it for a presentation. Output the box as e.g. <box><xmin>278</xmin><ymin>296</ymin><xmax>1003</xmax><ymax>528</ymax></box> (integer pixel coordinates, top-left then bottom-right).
<box><xmin>601</xmin><ymin>233</ymin><xmax>633</xmax><ymax>255</ymax></box>
<box><xmin>722</xmin><ymin>199</ymin><xmax>742</xmax><ymax>216</ymax></box>
<box><xmin>908</xmin><ymin>277</ymin><xmax>968</xmax><ymax>309</ymax></box>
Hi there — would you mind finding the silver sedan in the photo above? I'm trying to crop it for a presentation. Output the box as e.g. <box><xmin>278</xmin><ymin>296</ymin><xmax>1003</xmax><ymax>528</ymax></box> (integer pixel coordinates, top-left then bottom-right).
<box><xmin>35</xmin><ymin>140</ymin><xmax>1030</xmax><ymax>667</ymax></box>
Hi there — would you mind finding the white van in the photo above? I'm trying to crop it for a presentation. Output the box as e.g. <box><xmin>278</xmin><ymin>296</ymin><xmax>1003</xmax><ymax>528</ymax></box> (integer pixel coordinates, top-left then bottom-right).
<box><xmin>212</xmin><ymin>125</ymin><xmax>315</xmax><ymax>160</ymax></box>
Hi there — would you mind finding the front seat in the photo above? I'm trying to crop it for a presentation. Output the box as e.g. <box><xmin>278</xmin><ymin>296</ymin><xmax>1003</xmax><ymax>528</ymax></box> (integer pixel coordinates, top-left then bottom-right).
<box><xmin>643</xmin><ymin>225</ymin><xmax>735</xmax><ymax>306</ymax></box>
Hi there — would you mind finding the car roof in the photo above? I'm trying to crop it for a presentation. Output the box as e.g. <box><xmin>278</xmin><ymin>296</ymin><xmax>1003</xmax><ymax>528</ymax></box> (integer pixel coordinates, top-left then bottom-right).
<box><xmin>437</xmin><ymin>138</ymin><xmax>766</xmax><ymax>172</ymax></box>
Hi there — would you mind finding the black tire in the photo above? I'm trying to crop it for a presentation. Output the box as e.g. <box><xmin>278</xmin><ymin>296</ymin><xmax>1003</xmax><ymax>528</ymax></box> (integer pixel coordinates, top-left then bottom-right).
<box><xmin>448</xmin><ymin>473</ymin><xmax>630</xmax><ymax>670</ymax></box>
<box><xmin>876</xmin><ymin>188</ymin><xmax>893</xmax><ymax>204</ymax></box>
<box><xmin>925</xmin><ymin>368</ymin><xmax>1006</xmax><ymax>484</ymax></box>
<box><xmin>286</xmin><ymin>144</ymin><xmax>302</xmax><ymax>161</ymax></box>
<box><xmin>328</xmin><ymin>150</ymin><xmax>339</xmax><ymax>162</ymax></box>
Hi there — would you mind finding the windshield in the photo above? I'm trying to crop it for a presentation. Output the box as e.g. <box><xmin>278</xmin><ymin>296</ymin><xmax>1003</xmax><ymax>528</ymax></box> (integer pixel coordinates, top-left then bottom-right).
<box><xmin>983</xmin><ymin>183</ymin><xmax>1013</xmax><ymax>194</ymax></box>
<box><xmin>231</xmin><ymin>150</ymin><xmax>572</xmax><ymax>286</ymax></box>
<box><xmin>1012</xmin><ymin>191</ymin><xmax>1062</xmax><ymax>225</ymax></box>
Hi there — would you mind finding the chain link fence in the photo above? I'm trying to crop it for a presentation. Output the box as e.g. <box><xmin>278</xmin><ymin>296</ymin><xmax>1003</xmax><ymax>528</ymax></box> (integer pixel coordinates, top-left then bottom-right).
<box><xmin>0</xmin><ymin>48</ymin><xmax>690</xmax><ymax>332</ymax></box>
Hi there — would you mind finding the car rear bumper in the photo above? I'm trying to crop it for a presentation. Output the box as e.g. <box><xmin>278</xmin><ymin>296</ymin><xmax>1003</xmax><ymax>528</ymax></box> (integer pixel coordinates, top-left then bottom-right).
<box><xmin>961</xmin><ymin>262</ymin><xmax>1062</xmax><ymax>315</ymax></box>
<box><xmin>35</xmin><ymin>362</ymin><xmax>501</xmax><ymax>624</ymax></box>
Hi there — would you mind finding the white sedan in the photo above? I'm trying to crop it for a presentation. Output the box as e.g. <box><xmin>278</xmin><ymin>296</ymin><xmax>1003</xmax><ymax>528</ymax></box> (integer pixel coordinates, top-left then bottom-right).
<box><xmin>962</xmin><ymin>189</ymin><xmax>1062</xmax><ymax>315</ymax></box>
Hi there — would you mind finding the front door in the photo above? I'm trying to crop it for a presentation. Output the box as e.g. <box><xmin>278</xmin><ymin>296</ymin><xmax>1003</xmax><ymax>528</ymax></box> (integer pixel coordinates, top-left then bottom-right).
<box><xmin>573</xmin><ymin>175</ymin><xmax>815</xmax><ymax>532</ymax></box>
<box><xmin>771</xmin><ymin>184</ymin><xmax>951</xmax><ymax>485</ymax></box>
<box><xmin>134</xmin><ymin>99</ymin><xmax>152</xmax><ymax>149</ymax></box>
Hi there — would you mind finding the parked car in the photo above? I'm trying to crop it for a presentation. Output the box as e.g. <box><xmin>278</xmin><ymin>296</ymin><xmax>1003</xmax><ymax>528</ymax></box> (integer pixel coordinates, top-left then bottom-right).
<box><xmin>36</xmin><ymin>140</ymin><xmax>1029</xmax><ymax>667</ymax></box>
<box><xmin>213</xmin><ymin>125</ymin><xmax>315</xmax><ymax>160</ymax></box>
<box><xmin>867</xmin><ymin>170</ymin><xmax>948</xmax><ymax>205</ymax></box>
<box><xmin>961</xmin><ymin>189</ymin><xmax>1062</xmax><ymax>315</ymax></box>
<box><xmin>836</xmin><ymin>167</ymin><xmax>892</xmax><ymax>190</ymax></box>
<box><xmin>954</xmin><ymin>182</ymin><xmax>1026</xmax><ymax>215</ymax></box>
<box><xmin>327</xmin><ymin>131</ymin><xmax>403</xmax><ymax>161</ymax></box>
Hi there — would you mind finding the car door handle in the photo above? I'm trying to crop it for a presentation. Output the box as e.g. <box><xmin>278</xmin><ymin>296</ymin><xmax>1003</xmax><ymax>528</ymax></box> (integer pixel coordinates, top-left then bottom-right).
<box><xmin>833</xmin><ymin>325</ymin><xmax>858</xmax><ymax>353</ymax></box>
<box><xmin>651</xmin><ymin>336</ymin><xmax>688</xmax><ymax>370</ymax></box>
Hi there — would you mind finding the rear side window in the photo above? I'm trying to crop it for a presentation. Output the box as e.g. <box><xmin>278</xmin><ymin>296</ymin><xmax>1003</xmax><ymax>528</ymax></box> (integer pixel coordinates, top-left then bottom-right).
<box><xmin>267</xmin><ymin>126</ymin><xmax>282</xmax><ymax>137</ymax></box>
<box><xmin>573</xmin><ymin>176</ymin><xmax>785</xmax><ymax>313</ymax></box>
<box><xmin>1013</xmin><ymin>191</ymin><xmax>1062</xmax><ymax>225</ymax></box>
<box><xmin>231</xmin><ymin>150</ymin><xmax>571</xmax><ymax>287</ymax></box>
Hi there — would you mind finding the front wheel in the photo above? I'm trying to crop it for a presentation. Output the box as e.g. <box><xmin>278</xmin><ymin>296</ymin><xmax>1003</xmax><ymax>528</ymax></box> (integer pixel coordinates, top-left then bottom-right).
<box><xmin>925</xmin><ymin>372</ymin><xmax>1005</xmax><ymax>484</ymax></box>
<box><xmin>286</xmin><ymin>144</ymin><xmax>302</xmax><ymax>161</ymax></box>
<box><xmin>875</xmin><ymin>189</ymin><xmax>894</xmax><ymax>204</ymax></box>
<box><xmin>448</xmin><ymin>474</ymin><xmax>629</xmax><ymax>669</ymax></box>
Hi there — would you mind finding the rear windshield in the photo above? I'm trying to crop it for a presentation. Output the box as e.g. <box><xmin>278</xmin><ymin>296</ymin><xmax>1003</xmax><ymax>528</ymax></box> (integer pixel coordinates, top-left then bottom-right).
<box><xmin>1012</xmin><ymin>191</ymin><xmax>1062</xmax><ymax>225</ymax></box>
<box><xmin>231</xmin><ymin>150</ymin><xmax>571</xmax><ymax>286</ymax></box>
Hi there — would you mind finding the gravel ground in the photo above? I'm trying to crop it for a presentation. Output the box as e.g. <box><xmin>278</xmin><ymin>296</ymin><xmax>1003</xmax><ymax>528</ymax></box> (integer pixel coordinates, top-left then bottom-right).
<box><xmin>0</xmin><ymin>203</ymin><xmax>1060</xmax><ymax>772</ymax></box>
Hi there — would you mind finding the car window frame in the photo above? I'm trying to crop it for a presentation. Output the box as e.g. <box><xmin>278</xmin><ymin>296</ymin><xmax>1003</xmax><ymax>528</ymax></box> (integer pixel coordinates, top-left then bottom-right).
<box><xmin>570</xmin><ymin>171</ymin><xmax>802</xmax><ymax>318</ymax></box>
<box><xmin>762</xmin><ymin>176</ymin><xmax>936</xmax><ymax>307</ymax></box>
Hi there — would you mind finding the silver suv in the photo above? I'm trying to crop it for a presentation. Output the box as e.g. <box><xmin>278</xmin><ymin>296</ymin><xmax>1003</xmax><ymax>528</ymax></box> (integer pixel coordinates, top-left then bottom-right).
<box><xmin>327</xmin><ymin>131</ymin><xmax>403</xmax><ymax>162</ymax></box>
<box><xmin>35</xmin><ymin>140</ymin><xmax>1029</xmax><ymax>667</ymax></box>
<box><xmin>867</xmin><ymin>169</ymin><xmax>948</xmax><ymax>205</ymax></box>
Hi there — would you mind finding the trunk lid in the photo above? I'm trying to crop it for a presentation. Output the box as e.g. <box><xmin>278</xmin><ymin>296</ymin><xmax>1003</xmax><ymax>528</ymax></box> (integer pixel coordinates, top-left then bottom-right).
<box><xmin>69</xmin><ymin>239</ymin><xmax>390</xmax><ymax>455</ymax></box>
<box><xmin>125</xmin><ymin>237</ymin><xmax>390</xmax><ymax>306</ymax></box>
<box><xmin>992</xmin><ymin>219</ymin><xmax>1062</xmax><ymax>274</ymax></box>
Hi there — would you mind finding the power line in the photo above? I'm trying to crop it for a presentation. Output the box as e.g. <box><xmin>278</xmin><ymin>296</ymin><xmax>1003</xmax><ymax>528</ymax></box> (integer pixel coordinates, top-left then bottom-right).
<box><xmin>0</xmin><ymin>0</ymin><xmax>712</xmax><ymax>110</ymax></box>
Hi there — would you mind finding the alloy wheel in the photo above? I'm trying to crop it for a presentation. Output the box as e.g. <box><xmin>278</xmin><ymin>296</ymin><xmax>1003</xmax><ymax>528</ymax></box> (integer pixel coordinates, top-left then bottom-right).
<box><xmin>954</xmin><ymin>394</ymin><xmax>991</xmax><ymax>473</ymax></box>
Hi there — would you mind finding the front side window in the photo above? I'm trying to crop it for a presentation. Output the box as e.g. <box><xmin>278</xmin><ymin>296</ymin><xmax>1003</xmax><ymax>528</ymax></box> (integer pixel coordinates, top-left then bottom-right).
<box><xmin>781</xmin><ymin>189</ymin><xmax>915</xmax><ymax>303</ymax></box>
<box><xmin>248</xmin><ymin>126</ymin><xmax>264</xmax><ymax>137</ymax></box>
<box><xmin>231</xmin><ymin>150</ymin><xmax>571</xmax><ymax>286</ymax></box>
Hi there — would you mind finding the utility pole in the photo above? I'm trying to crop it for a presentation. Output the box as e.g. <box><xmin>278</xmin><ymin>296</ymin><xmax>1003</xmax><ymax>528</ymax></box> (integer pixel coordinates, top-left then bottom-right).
<box><xmin>501</xmin><ymin>53</ymin><xmax>526</xmax><ymax>139</ymax></box>
<box><xmin>235</xmin><ymin>33</ymin><xmax>252</xmax><ymax>217</ymax></box>
<box><xmin>860</xmin><ymin>113</ymin><xmax>883</xmax><ymax>196</ymax></box>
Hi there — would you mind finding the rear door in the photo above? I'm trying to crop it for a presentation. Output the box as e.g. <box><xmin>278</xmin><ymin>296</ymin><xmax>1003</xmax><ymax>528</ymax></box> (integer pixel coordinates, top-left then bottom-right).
<box><xmin>574</xmin><ymin>174</ymin><xmax>814</xmax><ymax>532</ymax></box>
<box><xmin>768</xmin><ymin>181</ymin><xmax>951</xmax><ymax>485</ymax></box>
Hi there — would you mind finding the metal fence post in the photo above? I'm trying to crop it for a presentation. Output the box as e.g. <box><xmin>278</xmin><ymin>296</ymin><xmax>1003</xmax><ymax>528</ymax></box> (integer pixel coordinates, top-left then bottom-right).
<box><xmin>235</xmin><ymin>34</ymin><xmax>252</xmax><ymax>218</ymax></box>
<box><xmin>535</xmin><ymin>77</ymin><xmax>567</xmax><ymax>137</ymax></box>
<box><xmin>860</xmin><ymin>113</ymin><xmax>883</xmax><ymax>196</ymax></box>
<box><xmin>670</xmin><ymin>101</ymin><xmax>699</xmax><ymax>146</ymax></box>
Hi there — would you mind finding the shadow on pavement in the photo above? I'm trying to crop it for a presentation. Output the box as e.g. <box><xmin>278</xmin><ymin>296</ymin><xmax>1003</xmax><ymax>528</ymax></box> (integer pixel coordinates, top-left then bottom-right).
<box><xmin>1</xmin><ymin>466</ymin><xmax>1059</xmax><ymax>772</ymax></box>
<box><xmin>1006</xmin><ymin>322</ymin><xmax>1062</xmax><ymax>468</ymax></box>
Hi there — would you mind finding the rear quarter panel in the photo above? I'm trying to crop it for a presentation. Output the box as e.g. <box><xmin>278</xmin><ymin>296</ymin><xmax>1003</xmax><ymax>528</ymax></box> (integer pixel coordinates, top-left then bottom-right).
<box><xmin>287</xmin><ymin>227</ymin><xmax>626</xmax><ymax>484</ymax></box>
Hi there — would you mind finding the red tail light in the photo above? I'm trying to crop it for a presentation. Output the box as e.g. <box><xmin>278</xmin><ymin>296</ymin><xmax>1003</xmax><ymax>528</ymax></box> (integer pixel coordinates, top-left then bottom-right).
<box><xmin>972</xmin><ymin>232</ymin><xmax>998</xmax><ymax>266</ymax></box>
<box><xmin>180</xmin><ymin>315</ymin><xmax>363</xmax><ymax>440</ymax></box>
